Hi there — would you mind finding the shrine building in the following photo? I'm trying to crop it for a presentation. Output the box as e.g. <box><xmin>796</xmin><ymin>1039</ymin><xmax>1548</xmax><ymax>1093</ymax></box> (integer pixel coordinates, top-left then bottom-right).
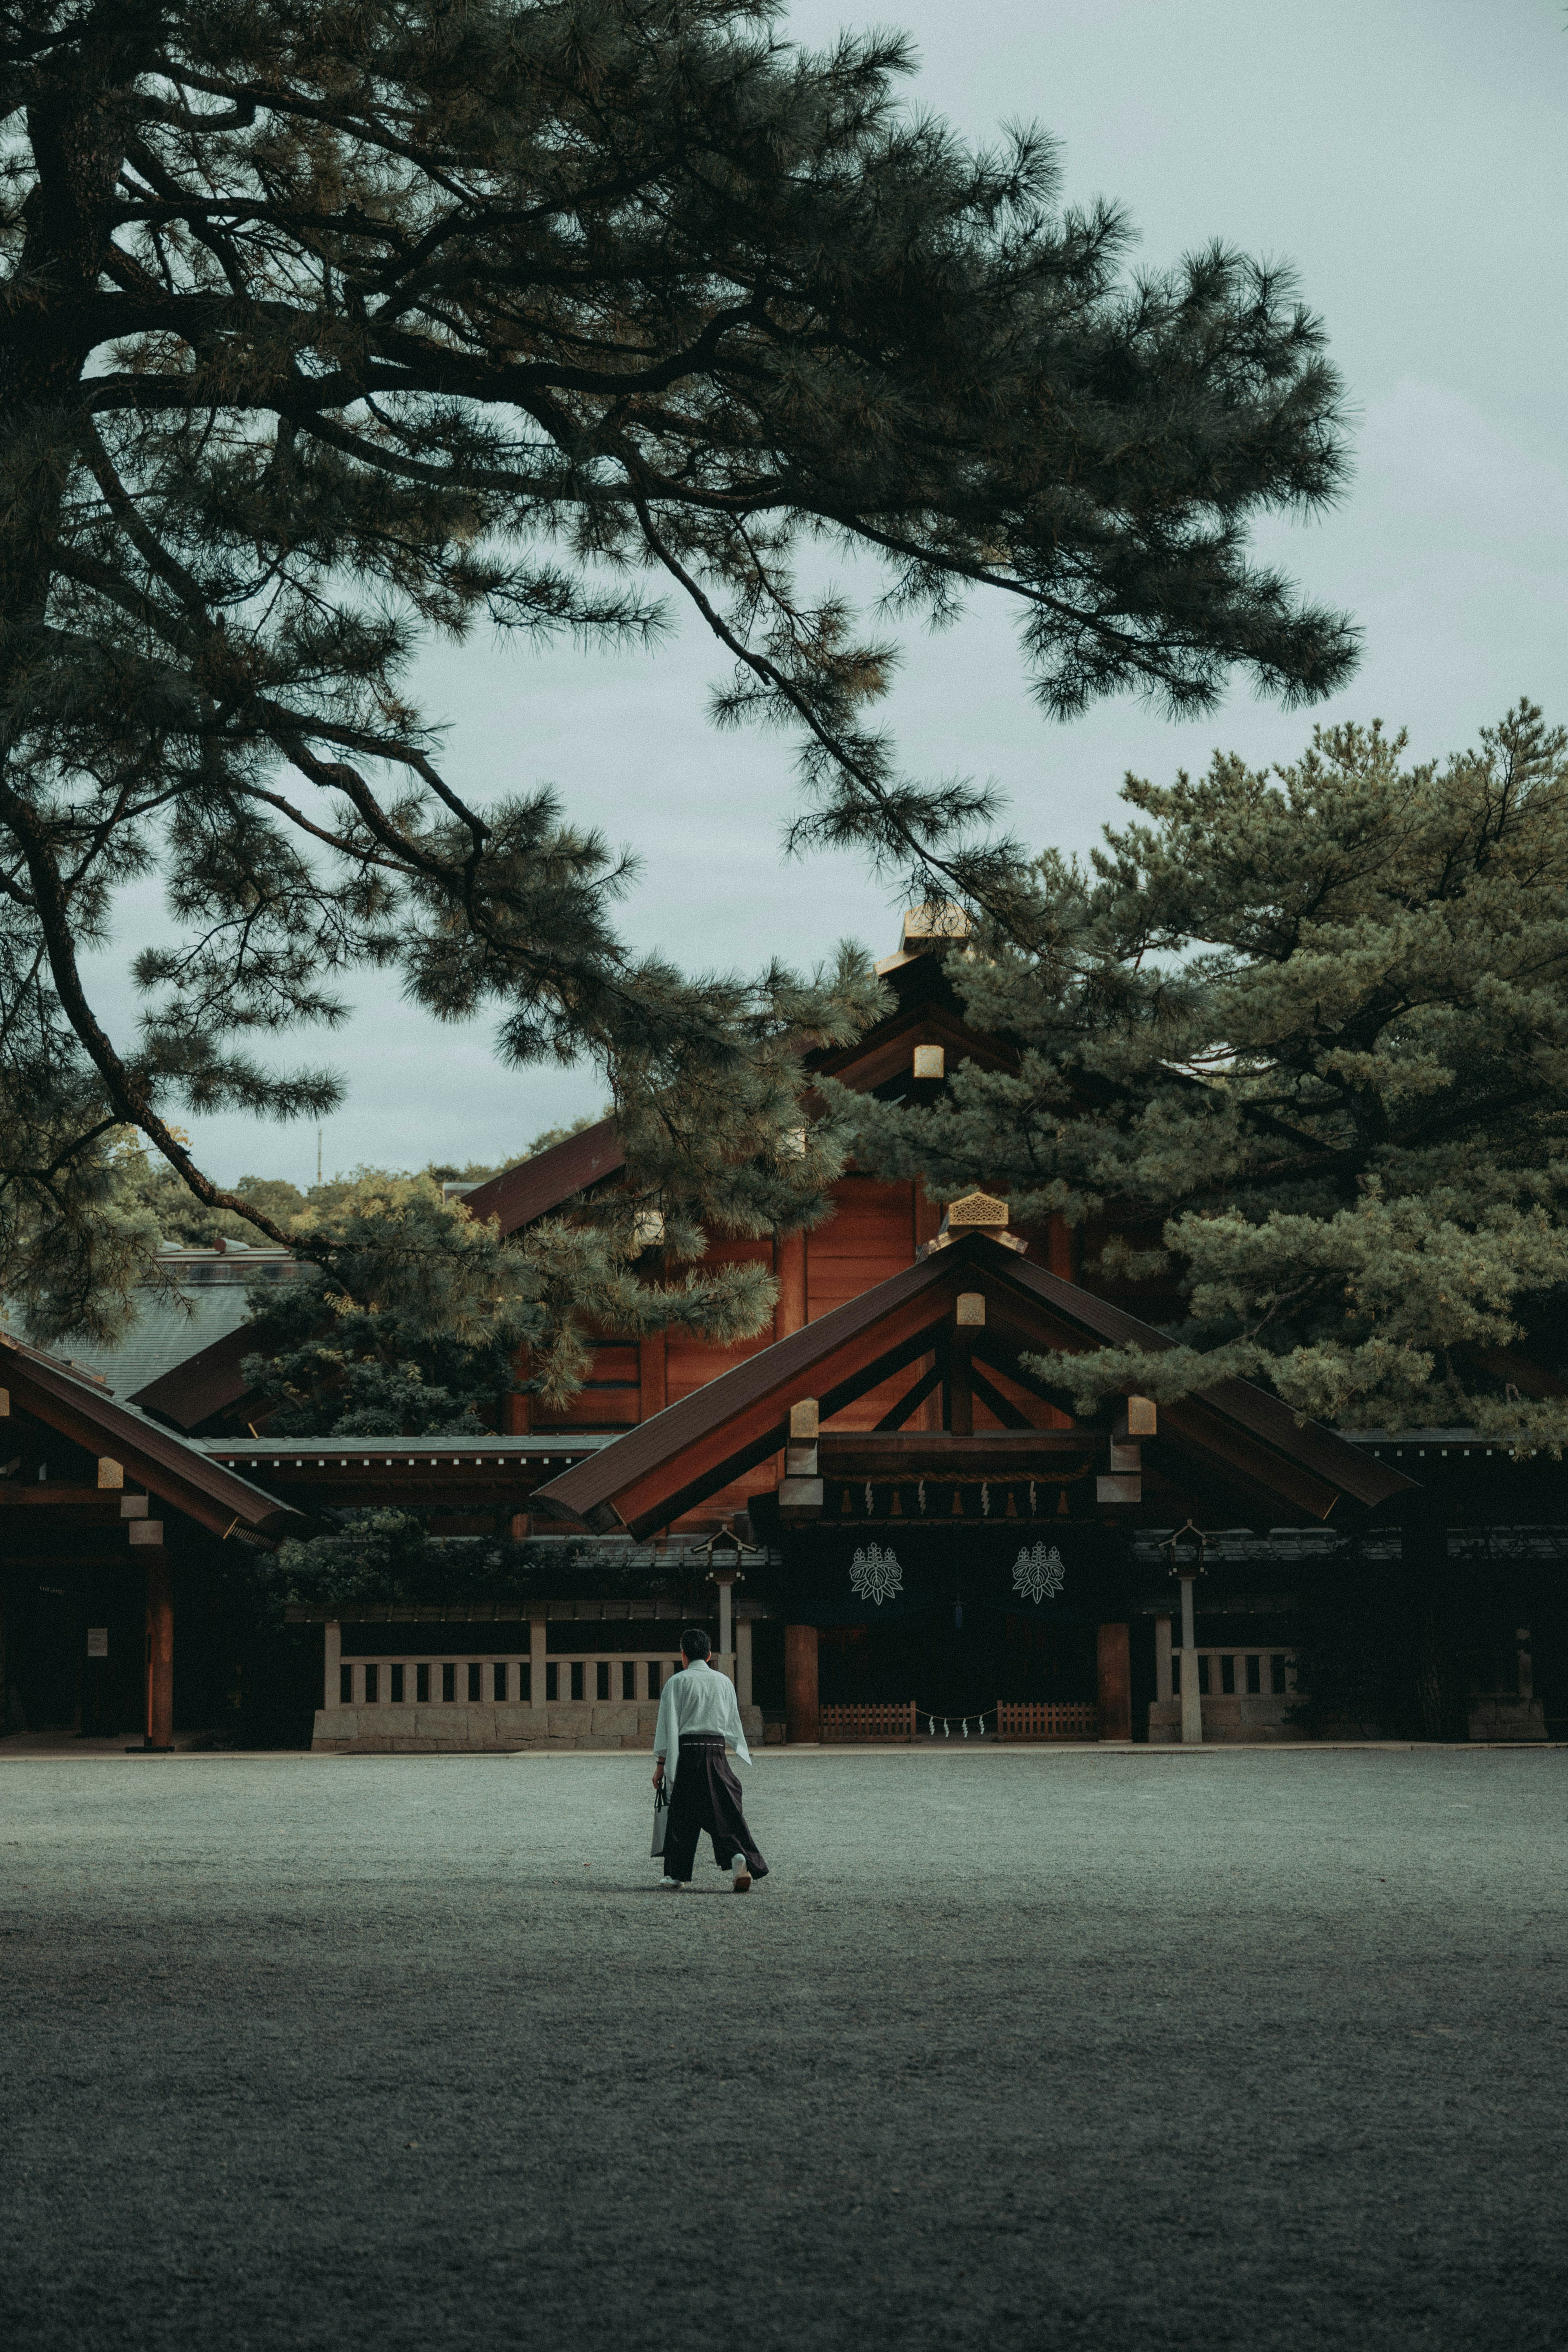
<box><xmin>3</xmin><ymin>911</ymin><xmax>1565</xmax><ymax>1751</ymax></box>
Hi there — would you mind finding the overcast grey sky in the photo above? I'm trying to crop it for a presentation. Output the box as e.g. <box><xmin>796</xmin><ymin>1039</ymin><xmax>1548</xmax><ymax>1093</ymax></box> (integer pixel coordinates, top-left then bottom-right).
<box><xmin>116</xmin><ymin>0</ymin><xmax>1568</xmax><ymax>1188</ymax></box>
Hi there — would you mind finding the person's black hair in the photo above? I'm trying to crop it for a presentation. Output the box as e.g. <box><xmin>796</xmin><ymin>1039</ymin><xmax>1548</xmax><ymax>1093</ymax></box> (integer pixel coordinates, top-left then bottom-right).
<box><xmin>680</xmin><ymin>1627</ymin><xmax>711</xmax><ymax>1660</ymax></box>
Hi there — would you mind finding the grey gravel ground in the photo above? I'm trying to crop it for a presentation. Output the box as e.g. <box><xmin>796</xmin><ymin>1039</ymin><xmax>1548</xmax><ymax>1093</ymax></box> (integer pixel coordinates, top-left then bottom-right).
<box><xmin>3</xmin><ymin>1748</ymin><xmax>1566</xmax><ymax>2352</ymax></box>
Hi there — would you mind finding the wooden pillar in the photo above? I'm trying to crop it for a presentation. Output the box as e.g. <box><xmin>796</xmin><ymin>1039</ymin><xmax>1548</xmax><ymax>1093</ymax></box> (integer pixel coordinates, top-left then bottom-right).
<box><xmin>143</xmin><ymin>1544</ymin><xmax>174</xmax><ymax>1751</ymax></box>
<box><xmin>775</xmin><ymin>1231</ymin><xmax>807</xmax><ymax>1338</ymax></box>
<box><xmin>529</xmin><ymin>1615</ymin><xmax>547</xmax><ymax>1712</ymax></box>
<box><xmin>736</xmin><ymin>1617</ymin><xmax>753</xmax><ymax>1710</ymax></box>
<box><xmin>1178</xmin><ymin>1575</ymin><xmax>1203</xmax><ymax>1744</ymax></box>
<box><xmin>784</xmin><ymin>1624</ymin><xmax>819</xmax><ymax>1744</ymax></box>
<box><xmin>1046</xmin><ymin>1214</ymin><xmax>1076</xmax><ymax>1281</ymax></box>
<box><xmin>713</xmin><ymin>1572</ymin><xmax>736</xmax><ymax>1683</ymax></box>
<box><xmin>324</xmin><ymin>1619</ymin><xmax>342</xmax><ymax>1711</ymax></box>
<box><xmin>638</xmin><ymin>1332</ymin><xmax>668</xmax><ymax>1420</ymax></box>
<box><xmin>501</xmin><ymin>1390</ymin><xmax>532</xmax><ymax>1434</ymax></box>
<box><xmin>1096</xmin><ymin>1621</ymin><xmax>1131</xmax><ymax>1741</ymax></box>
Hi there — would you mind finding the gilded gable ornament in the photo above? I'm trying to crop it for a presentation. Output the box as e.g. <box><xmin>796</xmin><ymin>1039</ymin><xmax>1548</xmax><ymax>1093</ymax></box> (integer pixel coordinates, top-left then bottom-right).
<box><xmin>943</xmin><ymin>1191</ymin><xmax>1010</xmax><ymax>1229</ymax></box>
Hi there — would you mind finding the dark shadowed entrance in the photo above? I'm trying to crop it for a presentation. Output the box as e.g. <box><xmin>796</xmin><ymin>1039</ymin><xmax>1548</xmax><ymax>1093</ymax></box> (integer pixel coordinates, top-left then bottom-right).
<box><xmin>819</xmin><ymin>1611</ymin><xmax>1099</xmax><ymax>1719</ymax></box>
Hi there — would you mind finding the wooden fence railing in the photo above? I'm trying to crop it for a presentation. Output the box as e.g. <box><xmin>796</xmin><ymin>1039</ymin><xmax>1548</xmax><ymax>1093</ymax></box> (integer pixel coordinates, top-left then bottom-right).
<box><xmin>994</xmin><ymin>1700</ymin><xmax>1099</xmax><ymax>1742</ymax></box>
<box><xmin>814</xmin><ymin>1699</ymin><xmax>1100</xmax><ymax>1743</ymax></box>
<box><xmin>817</xmin><ymin>1701</ymin><xmax>918</xmax><ymax>1742</ymax></box>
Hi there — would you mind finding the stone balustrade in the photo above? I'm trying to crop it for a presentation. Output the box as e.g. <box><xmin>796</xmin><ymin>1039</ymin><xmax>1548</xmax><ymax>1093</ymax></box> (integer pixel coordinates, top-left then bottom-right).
<box><xmin>1148</xmin><ymin>1646</ymin><xmax>1299</xmax><ymax>1744</ymax></box>
<box><xmin>311</xmin><ymin>1622</ymin><xmax>762</xmax><ymax>1752</ymax></box>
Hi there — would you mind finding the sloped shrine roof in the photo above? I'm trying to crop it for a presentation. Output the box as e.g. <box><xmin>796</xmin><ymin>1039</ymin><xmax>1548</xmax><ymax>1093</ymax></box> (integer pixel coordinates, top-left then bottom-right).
<box><xmin>531</xmin><ymin>1232</ymin><xmax>1413</xmax><ymax>1538</ymax></box>
<box><xmin>459</xmin><ymin>957</ymin><xmax>996</xmax><ymax>1237</ymax></box>
<box><xmin>0</xmin><ymin>1332</ymin><xmax>310</xmax><ymax>1540</ymax></box>
<box><xmin>460</xmin><ymin>1118</ymin><xmax>625</xmax><ymax>1236</ymax></box>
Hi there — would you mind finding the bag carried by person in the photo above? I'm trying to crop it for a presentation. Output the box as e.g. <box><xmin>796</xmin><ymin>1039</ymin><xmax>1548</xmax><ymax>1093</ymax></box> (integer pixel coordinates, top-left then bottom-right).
<box><xmin>650</xmin><ymin>1784</ymin><xmax>669</xmax><ymax>1857</ymax></box>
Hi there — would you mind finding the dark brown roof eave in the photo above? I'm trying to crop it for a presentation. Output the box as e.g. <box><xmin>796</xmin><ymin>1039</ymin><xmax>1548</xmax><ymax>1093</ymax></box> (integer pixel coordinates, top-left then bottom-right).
<box><xmin>460</xmin><ymin>1118</ymin><xmax>626</xmax><ymax>1236</ymax></box>
<box><xmin>0</xmin><ymin>1333</ymin><xmax>309</xmax><ymax>1539</ymax></box>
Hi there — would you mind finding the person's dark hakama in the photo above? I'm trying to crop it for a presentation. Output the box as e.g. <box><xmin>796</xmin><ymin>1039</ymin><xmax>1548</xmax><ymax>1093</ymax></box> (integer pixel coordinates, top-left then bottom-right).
<box><xmin>663</xmin><ymin>1733</ymin><xmax>769</xmax><ymax>1881</ymax></box>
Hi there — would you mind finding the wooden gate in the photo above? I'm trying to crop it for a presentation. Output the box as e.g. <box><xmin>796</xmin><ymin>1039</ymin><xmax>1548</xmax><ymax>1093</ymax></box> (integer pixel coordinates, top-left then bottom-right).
<box><xmin>817</xmin><ymin>1700</ymin><xmax>918</xmax><ymax>1742</ymax></box>
<box><xmin>995</xmin><ymin>1700</ymin><xmax>1099</xmax><ymax>1742</ymax></box>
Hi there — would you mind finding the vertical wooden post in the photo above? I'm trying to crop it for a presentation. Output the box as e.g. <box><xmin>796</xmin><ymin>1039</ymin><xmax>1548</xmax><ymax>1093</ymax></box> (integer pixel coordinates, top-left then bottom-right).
<box><xmin>529</xmin><ymin>1615</ymin><xmax>548</xmax><ymax>1714</ymax></box>
<box><xmin>1178</xmin><ymin>1575</ymin><xmax>1203</xmax><ymax>1744</ymax></box>
<box><xmin>1046</xmin><ymin>1214</ymin><xmax>1076</xmax><ymax>1281</ymax></box>
<box><xmin>713</xmin><ymin>1572</ymin><xmax>735</xmax><ymax>1682</ymax></box>
<box><xmin>501</xmin><ymin>1389</ymin><xmax>532</xmax><ymax>1434</ymax></box>
<box><xmin>736</xmin><ymin>1616</ymin><xmax>753</xmax><ymax>1710</ymax></box>
<box><xmin>638</xmin><ymin>1332</ymin><xmax>668</xmax><ymax>1420</ymax></box>
<box><xmin>1096</xmin><ymin>1622</ymin><xmax>1131</xmax><ymax>1741</ymax></box>
<box><xmin>774</xmin><ymin>1231</ymin><xmax>807</xmax><ymax>1338</ymax></box>
<box><xmin>324</xmin><ymin>1619</ymin><xmax>342</xmax><ymax>1711</ymax></box>
<box><xmin>784</xmin><ymin>1624</ymin><xmax>819</xmax><ymax>1744</ymax></box>
<box><xmin>144</xmin><ymin>1547</ymin><xmax>174</xmax><ymax>1751</ymax></box>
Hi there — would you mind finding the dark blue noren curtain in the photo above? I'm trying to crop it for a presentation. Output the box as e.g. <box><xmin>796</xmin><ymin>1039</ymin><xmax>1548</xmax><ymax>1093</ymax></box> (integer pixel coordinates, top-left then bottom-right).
<box><xmin>757</xmin><ymin>1527</ymin><xmax>1125</xmax><ymax>1626</ymax></box>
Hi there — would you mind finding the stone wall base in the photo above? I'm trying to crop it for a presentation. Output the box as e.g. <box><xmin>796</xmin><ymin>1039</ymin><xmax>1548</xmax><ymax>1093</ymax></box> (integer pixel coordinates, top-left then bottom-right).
<box><xmin>1148</xmin><ymin>1696</ymin><xmax>1298</xmax><ymax>1743</ymax></box>
<box><xmin>1149</xmin><ymin>1696</ymin><xmax>1552</xmax><ymax>1743</ymax></box>
<box><xmin>311</xmin><ymin>1699</ymin><xmax>765</xmax><ymax>1754</ymax></box>
<box><xmin>1468</xmin><ymin>1696</ymin><xmax>1547</xmax><ymax>1742</ymax></box>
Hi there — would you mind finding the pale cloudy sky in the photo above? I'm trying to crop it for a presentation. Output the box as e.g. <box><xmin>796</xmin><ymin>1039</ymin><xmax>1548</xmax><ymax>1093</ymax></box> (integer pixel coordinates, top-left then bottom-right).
<box><xmin>100</xmin><ymin>0</ymin><xmax>1568</xmax><ymax>1188</ymax></box>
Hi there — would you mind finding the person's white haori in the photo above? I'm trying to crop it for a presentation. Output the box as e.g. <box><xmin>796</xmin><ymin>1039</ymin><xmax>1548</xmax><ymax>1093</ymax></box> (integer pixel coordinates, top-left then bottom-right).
<box><xmin>654</xmin><ymin>1659</ymin><xmax>751</xmax><ymax>1787</ymax></box>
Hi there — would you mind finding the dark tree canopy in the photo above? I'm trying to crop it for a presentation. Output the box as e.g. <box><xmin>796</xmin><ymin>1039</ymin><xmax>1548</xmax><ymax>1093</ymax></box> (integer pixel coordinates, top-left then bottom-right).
<box><xmin>837</xmin><ymin>704</ymin><xmax>1568</xmax><ymax>1449</ymax></box>
<box><xmin>0</xmin><ymin>0</ymin><xmax>1356</xmax><ymax>1338</ymax></box>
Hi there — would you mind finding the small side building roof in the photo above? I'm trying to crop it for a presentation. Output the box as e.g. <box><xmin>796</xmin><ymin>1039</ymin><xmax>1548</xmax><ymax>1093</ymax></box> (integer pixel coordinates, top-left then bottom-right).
<box><xmin>0</xmin><ymin>1330</ymin><xmax>310</xmax><ymax>1541</ymax></box>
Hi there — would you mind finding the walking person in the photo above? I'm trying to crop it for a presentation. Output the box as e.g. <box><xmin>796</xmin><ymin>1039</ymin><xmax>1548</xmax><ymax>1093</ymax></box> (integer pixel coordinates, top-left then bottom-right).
<box><xmin>653</xmin><ymin>1628</ymin><xmax>768</xmax><ymax>1892</ymax></box>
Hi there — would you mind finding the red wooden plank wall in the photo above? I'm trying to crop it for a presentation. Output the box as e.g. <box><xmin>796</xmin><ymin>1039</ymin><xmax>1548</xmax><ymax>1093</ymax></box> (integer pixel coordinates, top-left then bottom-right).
<box><xmin>521</xmin><ymin>1174</ymin><xmax>1072</xmax><ymax>1510</ymax></box>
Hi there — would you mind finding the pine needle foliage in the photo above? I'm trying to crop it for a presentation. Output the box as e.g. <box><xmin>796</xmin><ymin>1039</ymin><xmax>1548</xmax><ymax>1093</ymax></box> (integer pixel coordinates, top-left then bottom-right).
<box><xmin>0</xmin><ymin>0</ymin><xmax>1355</xmax><ymax>1336</ymax></box>
<box><xmin>237</xmin><ymin>1165</ymin><xmax>783</xmax><ymax>1433</ymax></box>
<box><xmin>837</xmin><ymin>704</ymin><xmax>1568</xmax><ymax>1449</ymax></box>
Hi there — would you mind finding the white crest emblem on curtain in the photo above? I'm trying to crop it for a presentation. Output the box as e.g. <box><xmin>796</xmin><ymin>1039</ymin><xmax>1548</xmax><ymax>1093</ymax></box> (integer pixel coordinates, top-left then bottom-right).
<box><xmin>1011</xmin><ymin>1543</ymin><xmax>1066</xmax><ymax>1604</ymax></box>
<box><xmin>849</xmin><ymin>1545</ymin><xmax>904</xmax><ymax>1606</ymax></box>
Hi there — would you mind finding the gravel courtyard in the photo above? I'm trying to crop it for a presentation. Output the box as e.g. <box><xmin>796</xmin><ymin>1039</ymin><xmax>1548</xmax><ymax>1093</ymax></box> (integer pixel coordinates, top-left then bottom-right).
<box><xmin>3</xmin><ymin>1747</ymin><xmax>1565</xmax><ymax>2352</ymax></box>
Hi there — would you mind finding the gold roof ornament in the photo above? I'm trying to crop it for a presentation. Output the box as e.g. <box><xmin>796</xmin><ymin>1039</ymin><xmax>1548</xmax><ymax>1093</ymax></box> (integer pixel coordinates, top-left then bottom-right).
<box><xmin>874</xmin><ymin>901</ymin><xmax>973</xmax><ymax>975</ymax></box>
<box><xmin>918</xmin><ymin>1189</ymin><xmax>1027</xmax><ymax>1258</ymax></box>
<box><xmin>942</xmin><ymin>1192</ymin><xmax>1010</xmax><ymax>1231</ymax></box>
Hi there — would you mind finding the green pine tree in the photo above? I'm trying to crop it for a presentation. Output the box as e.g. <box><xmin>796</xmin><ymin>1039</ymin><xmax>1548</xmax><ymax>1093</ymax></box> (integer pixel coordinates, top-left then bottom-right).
<box><xmin>838</xmin><ymin>704</ymin><xmax>1568</xmax><ymax>1450</ymax></box>
<box><xmin>0</xmin><ymin>0</ymin><xmax>1356</xmax><ymax>1344</ymax></box>
<box><xmin>236</xmin><ymin>1162</ymin><xmax>803</xmax><ymax>1435</ymax></box>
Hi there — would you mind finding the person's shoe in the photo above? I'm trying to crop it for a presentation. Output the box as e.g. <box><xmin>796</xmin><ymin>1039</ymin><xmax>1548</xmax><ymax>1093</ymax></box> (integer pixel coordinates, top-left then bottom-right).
<box><xmin>731</xmin><ymin>1858</ymin><xmax>753</xmax><ymax>1893</ymax></box>
<box><xmin>657</xmin><ymin>1876</ymin><xmax>684</xmax><ymax>1891</ymax></box>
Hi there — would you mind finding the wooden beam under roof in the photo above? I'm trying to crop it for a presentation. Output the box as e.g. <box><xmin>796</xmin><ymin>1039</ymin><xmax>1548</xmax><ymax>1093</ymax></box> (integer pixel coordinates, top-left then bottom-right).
<box><xmin>818</xmin><ymin>1431</ymin><xmax>1096</xmax><ymax>1479</ymax></box>
<box><xmin>533</xmin><ymin>1233</ymin><xmax>1414</xmax><ymax>1538</ymax></box>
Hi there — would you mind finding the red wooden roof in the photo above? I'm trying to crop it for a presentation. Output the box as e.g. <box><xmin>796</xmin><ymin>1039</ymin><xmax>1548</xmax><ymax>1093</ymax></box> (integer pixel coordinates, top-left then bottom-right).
<box><xmin>460</xmin><ymin>958</ymin><xmax>996</xmax><ymax>1236</ymax></box>
<box><xmin>531</xmin><ymin>1233</ymin><xmax>1413</xmax><ymax>1538</ymax></box>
